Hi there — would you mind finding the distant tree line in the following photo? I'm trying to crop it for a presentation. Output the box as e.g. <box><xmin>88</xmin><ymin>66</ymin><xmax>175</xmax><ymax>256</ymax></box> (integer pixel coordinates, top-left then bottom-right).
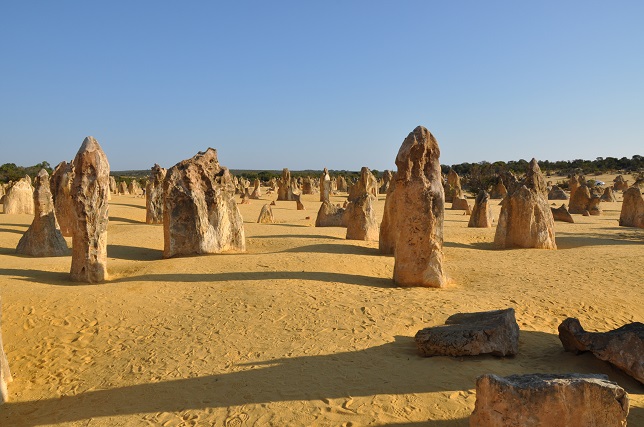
<box><xmin>0</xmin><ymin>161</ymin><xmax>53</xmax><ymax>183</ymax></box>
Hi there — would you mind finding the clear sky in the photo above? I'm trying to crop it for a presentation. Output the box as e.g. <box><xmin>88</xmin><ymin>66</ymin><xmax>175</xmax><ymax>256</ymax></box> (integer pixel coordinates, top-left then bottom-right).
<box><xmin>1</xmin><ymin>1</ymin><xmax>642</xmax><ymax>171</ymax></box>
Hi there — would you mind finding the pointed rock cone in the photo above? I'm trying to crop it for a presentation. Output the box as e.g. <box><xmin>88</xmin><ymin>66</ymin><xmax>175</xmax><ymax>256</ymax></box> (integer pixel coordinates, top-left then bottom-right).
<box><xmin>70</xmin><ymin>136</ymin><xmax>110</xmax><ymax>283</ymax></box>
<box><xmin>16</xmin><ymin>169</ymin><xmax>68</xmax><ymax>256</ymax></box>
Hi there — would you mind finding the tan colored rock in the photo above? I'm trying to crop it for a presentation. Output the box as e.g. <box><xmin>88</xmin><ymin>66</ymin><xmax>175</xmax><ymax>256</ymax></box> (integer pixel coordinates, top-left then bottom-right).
<box><xmin>601</xmin><ymin>187</ymin><xmax>617</xmax><ymax>202</ymax></box>
<box><xmin>336</xmin><ymin>176</ymin><xmax>348</xmax><ymax>192</ymax></box>
<box><xmin>489</xmin><ymin>177</ymin><xmax>507</xmax><ymax>199</ymax></box>
<box><xmin>50</xmin><ymin>161</ymin><xmax>74</xmax><ymax>237</ymax></box>
<box><xmin>588</xmin><ymin>195</ymin><xmax>602</xmax><ymax>215</ymax></box>
<box><xmin>315</xmin><ymin>201</ymin><xmax>347</xmax><ymax>227</ymax></box>
<box><xmin>551</xmin><ymin>204</ymin><xmax>574</xmax><ymax>223</ymax></box>
<box><xmin>300</xmin><ymin>177</ymin><xmax>315</xmax><ymax>195</ymax></box>
<box><xmin>118</xmin><ymin>181</ymin><xmax>128</xmax><ymax>195</ymax></box>
<box><xmin>109</xmin><ymin>176</ymin><xmax>117</xmax><ymax>194</ymax></box>
<box><xmin>320</xmin><ymin>168</ymin><xmax>331</xmax><ymax>202</ymax></box>
<box><xmin>277</xmin><ymin>168</ymin><xmax>294</xmax><ymax>201</ymax></box>
<box><xmin>468</xmin><ymin>191</ymin><xmax>493</xmax><ymax>228</ymax></box>
<box><xmin>470</xmin><ymin>373</ymin><xmax>629</xmax><ymax>427</ymax></box>
<box><xmin>548</xmin><ymin>185</ymin><xmax>568</xmax><ymax>200</ymax></box>
<box><xmin>249</xmin><ymin>178</ymin><xmax>262</xmax><ymax>199</ymax></box>
<box><xmin>128</xmin><ymin>179</ymin><xmax>143</xmax><ymax>196</ymax></box>
<box><xmin>70</xmin><ymin>136</ymin><xmax>110</xmax><ymax>283</ymax></box>
<box><xmin>345</xmin><ymin>167</ymin><xmax>378</xmax><ymax>241</ymax></box>
<box><xmin>569</xmin><ymin>174</ymin><xmax>582</xmax><ymax>199</ymax></box>
<box><xmin>494</xmin><ymin>159</ymin><xmax>556</xmax><ymax>249</ymax></box>
<box><xmin>415</xmin><ymin>308</ymin><xmax>519</xmax><ymax>357</ymax></box>
<box><xmin>16</xmin><ymin>169</ymin><xmax>68</xmax><ymax>257</ymax></box>
<box><xmin>2</xmin><ymin>177</ymin><xmax>34</xmax><ymax>215</ymax></box>
<box><xmin>619</xmin><ymin>187</ymin><xmax>644</xmax><ymax>228</ymax></box>
<box><xmin>294</xmin><ymin>192</ymin><xmax>305</xmax><ymax>210</ymax></box>
<box><xmin>613</xmin><ymin>175</ymin><xmax>630</xmax><ymax>192</ymax></box>
<box><xmin>379</xmin><ymin>174</ymin><xmax>398</xmax><ymax>254</ymax></box>
<box><xmin>382</xmin><ymin>126</ymin><xmax>446</xmax><ymax>287</ymax></box>
<box><xmin>445</xmin><ymin>168</ymin><xmax>463</xmax><ymax>202</ymax></box>
<box><xmin>1</xmin><ymin>297</ymin><xmax>13</xmax><ymax>404</ymax></box>
<box><xmin>163</xmin><ymin>148</ymin><xmax>245</xmax><ymax>258</ymax></box>
<box><xmin>379</xmin><ymin>170</ymin><xmax>393</xmax><ymax>194</ymax></box>
<box><xmin>257</xmin><ymin>204</ymin><xmax>275</xmax><ymax>224</ymax></box>
<box><xmin>559</xmin><ymin>318</ymin><xmax>644</xmax><ymax>384</ymax></box>
<box><xmin>451</xmin><ymin>196</ymin><xmax>470</xmax><ymax>211</ymax></box>
<box><xmin>240</xmin><ymin>187</ymin><xmax>251</xmax><ymax>205</ymax></box>
<box><xmin>145</xmin><ymin>164</ymin><xmax>166</xmax><ymax>224</ymax></box>
<box><xmin>569</xmin><ymin>185</ymin><xmax>592</xmax><ymax>214</ymax></box>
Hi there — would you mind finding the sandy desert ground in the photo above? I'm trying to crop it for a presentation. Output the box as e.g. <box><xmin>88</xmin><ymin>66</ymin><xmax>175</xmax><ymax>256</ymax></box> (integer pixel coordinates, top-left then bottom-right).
<box><xmin>0</xmin><ymin>174</ymin><xmax>642</xmax><ymax>426</ymax></box>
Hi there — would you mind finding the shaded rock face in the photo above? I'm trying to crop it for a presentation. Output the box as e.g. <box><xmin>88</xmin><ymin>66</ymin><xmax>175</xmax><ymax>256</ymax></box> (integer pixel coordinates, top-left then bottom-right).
<box><xmin>50</xmin><ymin>161</ymin><xmax>74</xmax><ymax>237</ymax></box>
<box><xmin>569</xmin><ymin>174</ymin><xmax>582</xmax><ymax>199</ymax></box>
<box><xmin>240</xmin><ymin>187</ymin><xmax>251</xmax><ymax>205</ymax></box>
<box><xmin>128</xmin><ymin>180</ymin><xmax>142</xmax><ymax>196</ymax></box>
<box><xmin>345</xmin><ymin>167</ymin><xmax>378</xmax><ymax>241</ymax></box>
<box><xmin>601</xmin><ymin>187</ymin><xmax>617</xmax><ymax>202</ymax></box>
<box><xmin>320</xmin><ymin>168</ymin><xmax>331</xmax><ymax>202</ymax></box>
<box><xmin>294</xmin><ymin>192</ymin><xmax>305</xmax><ymax>210</ymax></box>
<box><xmin>277</xmin><ymin>168</ymin><xmax>294</xmax><ymax>201</ymax></box>
<box><xmin>451</xmin><ymin>196</ymin><xmax>470</xmax><ymax>211</ymax></box>
<box><xmin>315</xmin><ymin>201</ymin><xmax>347</xmax><ymax>227</ymax></box>
<box><xmin>1</xmin><ymin>297</ymin><xmax>13</xmax><ymax>404</ymax></box>
<box><xmin>445</xmin><ymin>169</ymin><xmax>463</xmax><ymax>202</ymax></box>
<box><xmin>70</xmin><ymin>136</ymin><xmax>110</xmax><ymax>283</ymax></box>
<box><xmin>145</xmin><ymin>164</ymin><xmax>167</xmax><ymax>224</ymax></box>
<box><xmin>551</xmin><ymin>204</ymin><xmax>574</xmax><ymax>223</ymax></box>
<box><xmin>249</xmin><ymin>178</ymin><xmax>262</xmax><ymax>199</ymax></box>
<box><xmin>468</xmin><ymin>191</ymin><xmax>493</xmax><ymax>228</ymax></box>
<box><xmin>301</xmin><ymin>177</ymin><xmax>315</xmax><ymax>195</ymax></box>
<box><xmin>415</xmin><ymin>308</ymin><xmax>519</xmax><ymax>357</ymax></box>
<box><xmin>569</xmin><ymin>185</ymin><xmax>593</xmax><ymax>214</ymax></box>
<box><xmin>118</xmin><ymin>181</ymin><xmax>128</xmax><ymax>195</ymax></box>
<box><xmin>619</xmin><ymin>187</ymin><xmax>644</xmax><ymax>228</ymax></box>
<box><xmin>494</xmin><ymin>159</ymin><xmax>556</xmax><ymax>249</ymax></box>
<box><xmin>490</xmin><ymin>178</ymin><xmax>507</xmax><ymax>199</ymax></box>
<box><xmin>336</xmin><ymin>176</ymin><xmax>348</xmax><ymax>192</ymax></box>
<box><xmin>109</xmin><ymin>176</ymin><xmax>117</xmax><ymax>194</ymax></box>
<box><xmin>548</xmin><ymin>185</ymin><xmax>568</xmax><ymax>200</ymax></box>
<box><xmin>16</xmin><ymin>169</ymin><xmax>69</xmax><ymax>257</ymax></box>
<box><xmin>559</xmin><ymin>317</ymin><xmax>644</xmax><ymax>384</ymax></box>
<box><xmin>588</xmin><ymin>195</ymin><xmax>602</xmax><ymax>215</ymax></box>
<box><xmin>257</xmin><ymin>204</ymin><xmax>274</xmax><ymax>224</ymax></box>
<box><xmin>2</xmin><ymin>177</ymin><xmax>34</xmax><ymax>215</ymax></box>
<box><xmin>470</xmin><ymin>373</ymin><xmax>629</xmax><ymax>427</ymax></box>
<box><xmin>379</xmin><ymin>170</ymin><xmax>393</xmax><ymax>194</ymax></box>
<box><xmin>381</xmin><ymin>126</ymin><xmax>446</xmax><ymax>288</ymax></box>
<box><xmin>613</xmin><ymin>175</ymin><xmax>630</xmax><ymax>192</ymax></box>
<box><xmin>163</xmin><ymin>148</ymin><xmax>245</xmax><ymax>258</ymax></box>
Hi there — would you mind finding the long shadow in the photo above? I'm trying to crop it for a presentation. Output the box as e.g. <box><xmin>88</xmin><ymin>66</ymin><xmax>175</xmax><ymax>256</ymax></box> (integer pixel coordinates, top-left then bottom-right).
<box><xmin>0</xmin><ymin>223</ymin><xmax>29</xmax><ymax>228</ymax></box>
<box><xmin>107</xmin><ymin>244</ymin><xmax>162</xmax><ymax>261</ymax></box>
<box><xmin>0</xmin><ymin>336</ymin><xmax>475</xmax><ymax>426</ymax></box>
<box><xmin>444</xmin><ymin>241</ymin><xmax>495</xmax><ymax>250</ymax></box>
<box><xmin>0</xmin><ymin>268</ymin><xmax>394</xmax><ymax>289</ymax></box>
<box><xmin>282</xmin><ymin>243</ymin><xmax>380</xmax><ymax>256</ymax></box>
<box><xmin>110</xmin><ymin>203</ymin><xmax>146</xmax><ymax>210</ymax></box>
<box><xmin>0</xmin><ymin>227</ymin><xmax>26</xmax><ymax>235</ymax></box>
<box><xmin>556</xmin><ymin>231</ymin><xmax>643</xmax><ymax>249</ymax></box>
<box><xmin>108</xmin><ymin>216</ymin><xmax>144</xmax><ymax>224</ymax></box>
<box><xmin>251</xmin><ymin>234</ymin><xmax>344</xmax><ymax>241</ymax></box>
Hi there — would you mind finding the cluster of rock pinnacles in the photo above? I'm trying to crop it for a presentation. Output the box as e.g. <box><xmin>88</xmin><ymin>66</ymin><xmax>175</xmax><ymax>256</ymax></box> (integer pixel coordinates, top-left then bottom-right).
<box><xmin>1</xmin><ymin>128</ymin><xmax>642</xmax><ymax>423</ymax></box>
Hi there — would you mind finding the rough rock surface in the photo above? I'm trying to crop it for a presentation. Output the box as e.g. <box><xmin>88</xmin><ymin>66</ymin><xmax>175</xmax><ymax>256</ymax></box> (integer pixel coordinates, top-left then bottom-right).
<box><xmin>16</xmin><ymin>169</ymin><xmax>68</xmax><ymax>256</ymax></box>
<box><xmin>451</xmin><ymin>196</ymin><xmax>470</xmax><ymax>211</ymax></box>
<box><xmin>379</xmin><ymin>169</ymin><xmax>393</xmax><ymax>194</ymax></box>
<box><xmin>490</xmin><ymin>178</ymin><xmax>507</xmax><ymax>199</ymax></box>
<box><xmin>559</xmin><ymin>317</ymin><xmax>644</xmax><ymax>384</ymax></box>
<box><xmin>145</xmin><ymin>164</ymin><xmax>166</xmax><ymax>224</ymax></box>
<box><xmin>1</xmin><ymin>297</ymin><xmax>13</xmax><ymax>404</ymax></box>
<box><xmin>315</xmin><ymin>201</ymin><xmax>347</xmax><ymax>227</ymax></box>
<box><xmin>118</xmin><ymin>181</ymin><xmax>128</xmax><ymax>195</ymax></box>
<box><xmin>70</xmin><ymin>136</ymin><xmax>110</xmax><ymax>283</ymax></box>
<box><xmin>494</xmin><ymin>159</ymin><xmax>556</xmax><ymax>249</ymax></box>
<box><xmin>257</xmin><ymin>204</ymin><xmax>275</xmax><ymax>224</ymax></box>
<box><xmin>128</xmin><ymin>180</ymin><xmax>143</xmax><ymax>196</ymax></box>
<box><xmin>551</xmin><ymin>204</ymin><xmax>574</xmax><ymax>223</ymax></box>
<box><xmin>320</xmin><ymin>168</ymin><xmax>331</xmax><ymax>202</ymax></box>
<box><xmin>613</xmin><ymin>175</ymin><xmax>630</xmax><ymax>192</ymax></box>
<box><xmin>548</xmin><ymin>185</ymin><xmax>568</xmax><ymax>200</ymax></box>
<box><xmin>336</xmin><ymin>176</ymin><xmax>348</xmax><ymax>192</ymax></box>
<box><xmin>468</xmin><ymin>191</ymin><xmax>493</xmax><ymax>228</ymax></box>
<box><xmin>569</xmin><ymin>174</ymin><xmax>582</xmax><ymax>199</ymax></box>
<box><xmin>601</xmin><ymin>187</ymin><xmax>617</xmax><ymax>202</ymax></box>
<box><xmin>381</xmin><ymin>126</ymin><xmax>447</xmax><ymax>287</ymax></box>
<box><xmin>2</xmin><ymin>177</ymin><xmax>34</xmax><ymax>215</ymax></box>
<box><xmin>619</xmin><ymin>187</ymin><xmax>644</xmax><ymax>228</ymax></box>
<box><xmin>277</xmin><ymin>168</ymin><xmax>294</xmax><ymax>201</ymax></box>
<box><xmin>345</xmin><ymin>167</ymin><xmax>378</xmax><ymax>240</ymax></box>
<box><xmin>50</xmin><ymin>161</ymin><xmax>74</xmax><ymax>237</ymax></box>
<box><xmin>470</xmin><ymin>373</ymin><xmax>629</xmax><ymax>427</ymax></box>
<box><xmin>294</xmin><ymin>192</ymin><xmax>305</xmax><ymax>210</ymax></box>
<box><xmin>109</xmin><ymin>176</ymin><xmax>117</xmax><ymax>194</ymax></box>
<box><xmin>249</xmin><ymin>178</ymin><xmax>262</xmax><ymax>199</ymax></box>
<box><xmin>415</xmin><ymin>308</ymin><xmax>519</xmax><ymax>357</ymax></box>
<box><xmin>588</xmin><ymin>195</ymin><xmax>602</xmax><ymax>215</ymax></box>
<box><xmin>445</xmin><ymin>168</ymin><xmax>463</xmax><ymax>202</ymax></box>
<box><xmin>163</xmin><ymin>148</ymin><xmax>245</xmax><ymax>258</ymax></box>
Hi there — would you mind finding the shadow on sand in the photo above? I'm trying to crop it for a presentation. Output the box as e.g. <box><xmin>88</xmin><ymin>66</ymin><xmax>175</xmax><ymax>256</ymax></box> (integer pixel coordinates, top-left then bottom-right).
<box><xmin>0</xmin><ymin>336</ymin><xmax>475</xmax><ymax>426</ymax></box>
<box><xmin>108</xmin><ymin>216</ymin><xmax>145</xmax><ymax>225</ymax></box>
<box><xmin>282</xmin><ymin>243</ymin><xmax>380</xmax><ymax>256</ymax></box>
<box><xmin>555</xmin><ymin>231</ymin><xmax>643</xmax><ymax>249</ymax></box>
<box><xmin>107</xmin><ymin>244</ymin><xmax>162</xmax><ymax>261</ymax></box>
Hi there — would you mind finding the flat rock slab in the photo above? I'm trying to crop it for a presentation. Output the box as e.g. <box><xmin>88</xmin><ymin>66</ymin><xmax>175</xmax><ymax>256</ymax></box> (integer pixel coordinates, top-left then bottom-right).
<box><xmin>559</xmin><ymin>318</ymin><xmax>644</xmax><ymax>384</ymax></box>
<box><xmin>415</xmin><ymin>308</ymin><xmax>519</xmax><ymax>357</ymax></box>
<box><xmin>470</xmin><ymin>373</ymin><xmax>629</xmax><ymax>427</ymax></box>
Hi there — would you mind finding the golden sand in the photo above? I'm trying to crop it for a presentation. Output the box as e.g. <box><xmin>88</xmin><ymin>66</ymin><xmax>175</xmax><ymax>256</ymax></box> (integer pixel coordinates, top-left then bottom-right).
<box><xmin>0</xmin><ymin>176</ymin><xmax>642</xmax><ymax>426</ymax></box>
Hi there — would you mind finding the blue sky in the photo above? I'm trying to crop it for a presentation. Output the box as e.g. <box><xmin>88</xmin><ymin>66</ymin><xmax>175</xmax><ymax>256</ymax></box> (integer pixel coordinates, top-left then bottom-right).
<box><xmin>1</xmin><ymin>1</ymin><xmax>642</xmax><ymax>171</ymax></box>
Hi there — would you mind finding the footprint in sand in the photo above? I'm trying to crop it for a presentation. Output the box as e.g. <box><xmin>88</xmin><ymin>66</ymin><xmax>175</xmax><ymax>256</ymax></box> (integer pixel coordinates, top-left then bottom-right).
<box><xmin>225</xmin><ymin>413</ymin><xmax>249</xmax><ymax>427</ymax></box>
